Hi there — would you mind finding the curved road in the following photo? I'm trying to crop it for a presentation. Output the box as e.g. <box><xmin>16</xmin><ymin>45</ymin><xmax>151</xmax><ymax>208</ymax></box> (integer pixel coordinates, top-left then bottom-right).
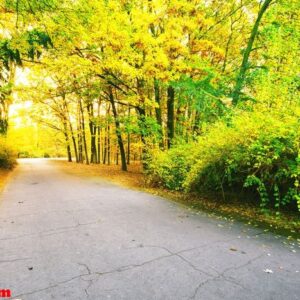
<box><xmin>0</xmin><ymin>159</ymin><xmax>299</xmax><ymax>300</ymax></box>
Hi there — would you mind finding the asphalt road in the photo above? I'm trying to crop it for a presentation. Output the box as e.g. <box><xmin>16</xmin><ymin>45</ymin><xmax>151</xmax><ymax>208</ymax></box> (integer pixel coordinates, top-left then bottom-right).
<box><xmin>0</xmin><ymin>159</ymin><xmax>299</xmax><ymax>300</ymax></box>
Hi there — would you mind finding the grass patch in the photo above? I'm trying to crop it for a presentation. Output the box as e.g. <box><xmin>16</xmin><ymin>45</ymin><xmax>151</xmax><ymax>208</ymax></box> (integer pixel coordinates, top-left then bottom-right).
<box><xmin>54</xmin><ymin>160</ymin><xmax>300</xmax><ymax>239</ymax></box>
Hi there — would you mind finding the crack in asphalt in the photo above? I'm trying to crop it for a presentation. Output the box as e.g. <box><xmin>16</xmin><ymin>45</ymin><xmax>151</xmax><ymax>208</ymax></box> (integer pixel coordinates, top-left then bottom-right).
<box><xmin>12</xmin><ymin>253</ymin><xmax>173</xmax><ymax>298</ymax></box>
<box><xmin>129</xmin><ymin>244</ymin><xmax>216</xmax><ymax>277</ymax></box>
<box><xmin>78</xmin><ymin>263</ymin><xmax>92</xmax><ymax>275</ymax></box>
<box><xmin>13</xmin><ymin>241</ymin><xmax>259</xmax><ymax>299</ymax></box>
<box><xmin>78</xmin><ymin>263</ymin><xmax>93</xmax><ymax>298</ymax></box>
<box><xmin>83</xmin><ymin>241</ymin><xmax>247</xmax><ymax>296</ymax></box>
<box><xmin>10</xmin><ymin>244</ymin><xmax>217</xmax><ymax>299</ymax></box>
<box><xmin>0</xmin><ymin>257</ymin><xmax>32</xmax><ymax>264</ymax></box>
<box><xmin>189</xmin><ymin>252</ymin><xmax>265</xmax><ymax>299</ymax></box>
<box><xmin>0</xmin><ymin>221</ymin><xmax>100</xmax><ymax>241</ymax></box>
<box><xmin>12</xmin><ymin>273</ymin><xmax>90</xmax><ymax>299</ymax></box>
<box><xmin>0</xmin><ymin>229</ymin><xmax>271</xmax><ymax>300</ymax></box>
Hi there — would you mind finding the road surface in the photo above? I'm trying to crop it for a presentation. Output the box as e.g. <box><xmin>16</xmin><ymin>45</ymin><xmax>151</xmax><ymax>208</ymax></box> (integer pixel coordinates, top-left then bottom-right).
<box><xmin>0</xmin><ymin>159</ymin><xmax>299</xmax><ymax>299</ymax></box>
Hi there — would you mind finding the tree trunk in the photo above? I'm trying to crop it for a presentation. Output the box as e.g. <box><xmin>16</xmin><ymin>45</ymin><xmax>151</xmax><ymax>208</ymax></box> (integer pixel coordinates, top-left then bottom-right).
<box><xmin>127</xmin><ymin>107</ymin><xmax>130</xmax><ymax>165</ymax></box>
<box><xmin>78</xmin><ymin>98</ymin><xmax>89</xmax><ymax>165</ymax></box>
<box><xmin>97</xmin><ymin>100</ymin><xmax>101</xmax><ymax>164</ymax></box>
<box><xmin>232</xmin><ymin>0</ymin><xmax>273</xmax><ymax>104</ymax></box>
<box><xmin>0</xmin><ymin>94</ymin><xmax>10</xmax><ymax>135</ymax></box>
<box><xmin>0</xmin><ymin>119</ymin><xmax>8</xmax><ymax>135</ymax></box>
<box><xmin>154</xmin><ymin>79</ymin><xmax>163</xmax><ymax>148</ymax></box>
<box><xmin>88</xmin><ymin>104</ymin><xmax>97</xmax><ymax>163</ymax></box>
<box><xmin>77</xmin><ymin>103</ymin><xmax>83</xmax><ymax>163</ymax></box>
<box><xmin>62</xmin><ymin>117</ymin><xmax>72</xmax><ymax>162</ymax></box>
<box><xmin>136</xmin><ymin>106</ymin><xmax>149</xmax><ymax>169</ymax></box>
<box><xmin>136</xmin><ymin>106</ymin><xmax>146</xmax><ymax>145</ymax></box>
<box><xmin>107</xmin><ymin>122</ymin><xmax>111</xmax><ymax>165</ymax></box>
<box><xmin>167</xmin><ymin>85</ymin><xmax>175</xmax><ymax>148</ymax></box>
<box><xmin>103</xmin><ymin>103</ymin><xmax>110</xmax><ymax>164</ymax></box>
<box><xmin>109</xmin><ymin>89</ymin><xmax>127</xmax><ymax>171</ymax></box>
<box><xmin>71</xmin><ymin>131</ymin><xmax>78</xmax><ymax>163</ymax></box>
<box><xmin>63</xmin><ymin>99</ymin><xmax>78</xmax><ymax>162</ymax></box>
<box><xmin>0</xmin><ymin>63</ymin><xmax>16</xmax><ymax>135</ymax></box>
<box><xmin>103</xmin><ymin>129</ymin><xmax>107</xmax><ymax>164</ymax></box>
<box><xmin>64</xmin><ymin>132</ymin><xmax>72</xmax><ymax>162</ymax></box>
<box><xmin>116</xmin><ymin>151</ymin><xmax>119</xmax><ymax>165</ymax></box>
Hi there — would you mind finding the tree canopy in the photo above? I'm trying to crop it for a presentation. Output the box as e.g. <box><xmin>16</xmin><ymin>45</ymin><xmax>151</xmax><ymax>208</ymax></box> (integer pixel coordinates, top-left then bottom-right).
<box><xmin>0</xmin><ymin>0</ymin><xmax>299</xmax><ymax>212</ymax></box>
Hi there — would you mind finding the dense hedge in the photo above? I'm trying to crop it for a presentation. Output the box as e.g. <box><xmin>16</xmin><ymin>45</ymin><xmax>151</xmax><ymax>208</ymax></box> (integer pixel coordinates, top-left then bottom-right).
<box><xmin>0</xmin><ymin>139</ymin><xmax>16</xmax><ymax>169</ymax></box>
<box><xmin>147</xmin><ymin>107</ymin><xmax>300</xmax><ymax>212</ymax></box>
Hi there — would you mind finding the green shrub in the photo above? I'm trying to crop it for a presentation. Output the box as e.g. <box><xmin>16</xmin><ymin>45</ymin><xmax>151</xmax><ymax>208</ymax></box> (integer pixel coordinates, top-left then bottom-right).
<box><xmin>146</xmin><ymin>106</ymin><xmax>300</xmax><ymax>211</ymax></box>
<box><xmin>0</xmin><ymin>139</ymin><xmax>16</xmax><ymax>169</ymax></box>
<box><xmin>146</xmin><ymin>144</ymin><xmax>194</xmax><ymax>190</ymax></box>
<box><xmin>185</xmin><ymin>109</ymin><xmax>300</xmax><ymax>211</ymax></box>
